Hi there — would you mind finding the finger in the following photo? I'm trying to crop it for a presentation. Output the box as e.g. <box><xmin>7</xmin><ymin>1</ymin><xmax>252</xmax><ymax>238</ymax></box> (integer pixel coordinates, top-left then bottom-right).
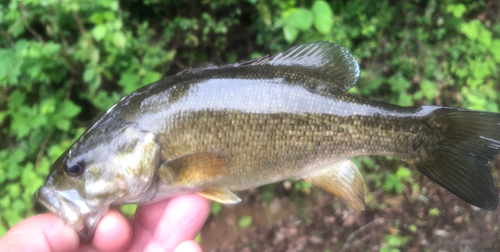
<box><xmin>90</xmin><ymin>209</ymin><xmax>132</xmax><ymax>252</ymax></box>
<box><xmin>0</xmin><ymin>213</ymin><xmax>79</xmax><ymax>252</ymax></box>
<box><xmin>142</xmin><ymin>240</ymin><xmax>203</xmax><ymax>252</ymax></box>
<box><xmin>126</xmin><ymin>199</ymin><xmax>172</xmax><ymax>251</ymax></box>
<box><xmin>173</xmin><ymin>241</ymin><xmax>203</xmax><ymax>252</ymax></box>
<box><xmin>144</xmin><ymin>194</ymin><xmax>210</xmax><ymax>252</ymax></box>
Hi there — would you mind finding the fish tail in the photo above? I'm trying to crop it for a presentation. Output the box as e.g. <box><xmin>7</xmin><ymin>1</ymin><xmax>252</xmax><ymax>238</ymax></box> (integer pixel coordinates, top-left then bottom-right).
<box><xmin>416</xmin><ymin>108</ymin><xmax>500</xmax><ymax>210</ymax></box>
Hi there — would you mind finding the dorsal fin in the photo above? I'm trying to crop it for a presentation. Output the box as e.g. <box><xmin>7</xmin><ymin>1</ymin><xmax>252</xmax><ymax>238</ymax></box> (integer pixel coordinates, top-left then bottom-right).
<box><xmin>177</xmin><ymin>41</ymin><xmax>360</xmax><ymax>90</ymax></box>
<box><xmin>260</xmin><ymin>41</ymin><xmax>360</xmax><ymax>90</ymax></box>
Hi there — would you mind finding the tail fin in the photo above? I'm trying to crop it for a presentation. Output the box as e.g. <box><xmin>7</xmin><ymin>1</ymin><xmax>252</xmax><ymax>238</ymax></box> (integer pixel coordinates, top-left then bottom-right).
<box><xmin>417</xmin><ymin>108</ymin><xmax>500</xmax><ymax>210</ymax></box>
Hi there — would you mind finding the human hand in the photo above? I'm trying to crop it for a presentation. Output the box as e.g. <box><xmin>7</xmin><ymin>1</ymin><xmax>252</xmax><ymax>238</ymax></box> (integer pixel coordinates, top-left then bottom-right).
<box><xmin>0</xmin><ymin>194</ymin><xmax>210</xmax><ymax>252</ymax></box>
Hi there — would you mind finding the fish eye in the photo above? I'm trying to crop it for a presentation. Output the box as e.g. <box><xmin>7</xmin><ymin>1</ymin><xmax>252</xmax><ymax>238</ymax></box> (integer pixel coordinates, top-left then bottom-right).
<box><xmin>65</xmin><ymin>161</ymin><xmax>85</xmax><ymax>177</ymax></box>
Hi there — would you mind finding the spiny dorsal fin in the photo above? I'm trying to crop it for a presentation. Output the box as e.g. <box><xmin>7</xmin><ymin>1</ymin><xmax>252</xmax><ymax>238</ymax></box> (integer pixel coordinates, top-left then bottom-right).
<box><xmin>260</xmin><ymin>41</ymin><xmax>360</xmax><ymax>90</ymax></box>
<box><xmin>177</xmin><ymin>41</ymin><xmax>360</xmax><ymax>91</ymax></box>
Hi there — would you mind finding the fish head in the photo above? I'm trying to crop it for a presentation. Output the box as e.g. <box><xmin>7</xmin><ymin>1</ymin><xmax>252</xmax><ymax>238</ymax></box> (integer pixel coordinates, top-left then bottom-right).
<box><xmin>35</xmin><ymin>126</ymin><xmax>160</xmax><ymax>241</ymax></box>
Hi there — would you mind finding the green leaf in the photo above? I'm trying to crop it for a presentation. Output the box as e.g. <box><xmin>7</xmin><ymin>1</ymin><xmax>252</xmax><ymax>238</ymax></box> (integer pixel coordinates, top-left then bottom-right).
<box><xmin>283</xmin><ymin>25</ymin><xmax>299</xmax><ymax>43</ymax></box>
<box><xmin>210</xmin><ymin>202</ymin><xmax>222</xmax><ymax>215</ymax></box>
<box><xmin>388</xmin><ymin>73</ymin><xmax>410</xmax><ymax>92</ymax></box>
<box><xmin>11</xmin><ymin>149</ymin><xmax>26</xmax><ymax>163</ymax></box>
<box><xmin>56</xmin><ymin>119</ymin><xmax>71</xmax><ymax>131</ymax></box>
<box><xmin>113</xmin><ymin>32</ymin><xmax>127</xmax><ymax>47</ymax></box>
<box><xmin>40</xmin><ymin>99</ymin><xmax>56</xmax><ymax>115</ymax></box>
<box><xmin>429</xmin><ymin>207</ymin><xmax>440</xmax><ymax>216</ymax></box>
<box><xmin>119</xmin><ymin>71</ymin><xmax>141</xmax><ymax>92</ymax></box>
<box><xmin>61</xmin><ymin>100</ymin><xmax>81</xmax><ymax>118</ymax></box>
<box><xmin>491</xmin><ymin>39</ymin><xmax>500</xmax><ymax>62</ymax></box>
<box><xmin>0</xmin><ymin>221</ymin><xmax>6</xmax><ymax>237</ymax></box>
<box><xmin>384</xmin><ymin>174</ymin><xmax>404</xmax><ymax>194</ymax></box>
<box><xmin>460</xmin><ymin>20</ymin><xmax>481</xmax><ymax>40</ymax></box>
<box><xmin>312</xmin><ymin>1</ymin><xmax>333</xmax><ymax>34</ymax></box>
<box><xmin>120</xmin><ymin>204</ymin><xmax>137</xmax><ymax>218</ymax></box>
<box><xmin>396</xmin><ymin>167</ymin><xmax>411</xmax><ymax>181</ymax></box>
<box><xmin>89</xmin><ymin>13</ymin><xmax>104</xmax><ymax>24</ymax></box>
<box><xmin>286</xmin><ymin>9</ymin><xmax>313</xmax><ymax>31</ymax></box>
<box><xmin>92</xmin><ymin>25</ymin><xmax>107</xmax><ymax>41</ymax></box>
<box><xmin>397</xmin><ymin>93</ymin><xmax>413</xmax><ymax>107</ymax></box>
<box><xmin>83</xmin><ymin>67</ymin><xmax>96</xmax><ymax>82</ymax></box>
<box><xmin>141</xmin><ymin>72</ymin><xmax>162</xmax><ymax>86</ymax></box>
<box><xmin>385</xmin><ymin>234</ymin><xmax>411</xmax><ymax>247</ymax></box>
<box><xmin>446</xmin><ymin>4</ymin><xmax>466</xmax><ymax>18</ymax></box>
<box><xmin>477</xmin><ymin>29</ymin><xmax>492</xmax><ymax>47</ymax></box>
<box><xmin>421</xmin><ymin>79</ymin><xmax>436</xmax><ymax>102</ymax></box>
<box><xmin>238</xmin><ymin>215</ymin><xmax>253</xmax><ymax>228</ymax></box>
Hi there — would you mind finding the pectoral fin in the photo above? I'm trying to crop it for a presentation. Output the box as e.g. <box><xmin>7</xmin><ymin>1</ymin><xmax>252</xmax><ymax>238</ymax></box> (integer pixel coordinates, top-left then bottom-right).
<box><xmin>198</xmin><ymin>188</ymin><xmax>241</xmax><ymax>204</ymax></box>
<box><xmin>159</xmin><ymin>151</ymin><xmax>234</xmax><ymax>185</ymax></box>
<box><xmin>304</xmin><ymin>160</ymin><xmax>366</xmax><ymax>210</ymax></box>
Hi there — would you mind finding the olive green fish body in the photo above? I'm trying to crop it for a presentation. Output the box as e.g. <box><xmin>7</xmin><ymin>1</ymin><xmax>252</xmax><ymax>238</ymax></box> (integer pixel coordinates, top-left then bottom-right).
<box><xmin>35</xmin><ymin>42</ymin><xmax>500</xmax><ymax>241</ymax></box>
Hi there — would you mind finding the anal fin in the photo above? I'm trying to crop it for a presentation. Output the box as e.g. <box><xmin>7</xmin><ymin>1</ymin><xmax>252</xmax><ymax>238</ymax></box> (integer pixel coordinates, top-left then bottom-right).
<box><xmin>304</xmin><ymin>160</ymin><xmax>366</xmax><ymax>210</ymax></box>
<box><xmin>197</xmin><ymin>188</ymin><xmax>241</xmax><ymax>204</ymax></box>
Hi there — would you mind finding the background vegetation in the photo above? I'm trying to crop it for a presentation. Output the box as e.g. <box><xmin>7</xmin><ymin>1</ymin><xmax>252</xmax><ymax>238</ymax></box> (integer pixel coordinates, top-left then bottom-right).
<box><xmin>0</xmin><ymin>0</ymin><xmax>499</xmax><ymax>250</ymax></box>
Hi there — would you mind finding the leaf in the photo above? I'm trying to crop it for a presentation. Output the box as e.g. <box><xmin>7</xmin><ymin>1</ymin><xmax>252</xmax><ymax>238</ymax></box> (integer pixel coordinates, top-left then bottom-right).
<box><xmin>429</xmin><ymin>207</ymin><xmax>440</xmax><ymax>216</ymax></box>
<box><xmin>460</xmin><ymin>20</ymin><xmax>481</xmax><ymax>40</ymax></box>
<box><xmin>92</xmin><ymin>25</ymin><xmax>107</xmax><ymax>41</ymax></box>
<box><xmin>388</xmin><ymin>73</ymin><xmax>410</xmax><ymax>92</ymax></box>
<box><xmin>384</xmin><ymin>174</ymin><xmax>404</xmax><ymax>194</ymax></box>
<box><xmin>0</xmin><ymin>223</ymin><xmax>5</xmax><ymax>237</ymax></box>
<box><xmin>210</xmin><ymin>202</ymin><xmax>222</xmax><ymax>215</ymax></box>
<box><xmin>446</xmin><ymin>4</ymin><xmax>466</xmax><ymax>18</ymax></box>
<box><xmin>40</xmin><ymin>99</ymin><xmax>56</xmax><ymax>115</ymax></box>
<box><xmin>396</xmin><ymin>167</ymin><xmax>411</xmax><ymax>181</ymax></box>
<box><xmin>11</xmin><ymin>149</ymin><xmax>26</xmax><ymax>164</ymax></box>
<box><xmin>312</xmin><ymin>1</ymin><xmax>333</xmax><ymax>34</ymax></box>
<box><xmin>420</xmin><ymin>79</ymin><xmax>436</xmax><ymax>102</ymax></box>
<box><xmin>397</xmin><ymin>93</ymin><xmax>413</xmax><ymax>107</ymax></box>
<box><xmin>61</xmin><ymin>100</ymin><xmax>81</xmax><ymax>118</ymax></box>
<box><xmin>56</xmin><ymin>119</ymin><xmax>71</xmax><ymax>131</ymax></box>
<box><xmin>83</xmin><ymin>67</ymin><xmax>96</xmax><ymax>82</ymax></box>
<box><xmin>477</xmin><ymin>29</ymin><xmax>492</xmax><ymax>47</ymax></box>
<box><xmin>141</xmin><ymin>71</ymin><xmax>162</xmax><ymax>86</ymax></box>
<box><xmin>119</xmin><ymin>70</ymin><xmax>141</xmax><ymax>92</ymax></box>
<box><xmin>120</xmin><ymin>204</ymin><xmax>137</xmax><ymax>218</ymax></box>
<box><xmin>283</xmin><ymin>25</ymin><xmax>299</xmax><ymax>43</ymax></box>
<box><xmin>491</xmin><ymin>39</ymin><xmax>500</xmax><ymax>62</ymax></box>
<box><xmin>113</xmin><ymin>32</ymin><xmax>127</xmax><ymax>47</ymax></box>
<box><xmin>238</xmin><ymin>215</ymin><xmax>253</xmax><ymax>228</ymax></box>
<box><xmin>385</xmin><ymin>234</ymin><xmax>411</xmax><ymax>247</ymax></box>
<box><xmin>286</xmin><ymin>9</ymin><xmax>313</xmax><ymax>31</ymax></box>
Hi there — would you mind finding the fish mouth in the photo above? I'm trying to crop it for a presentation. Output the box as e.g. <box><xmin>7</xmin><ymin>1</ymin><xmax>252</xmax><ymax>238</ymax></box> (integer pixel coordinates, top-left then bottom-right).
<box><xmin>34</xmin><ymin>186</ymin><xmax>109</xmax><ymax>242</ymax></box>
<box><xmin>34</xmin><ymin>187</ymin><xmax>84</xmax><ymax>230</ymax></box>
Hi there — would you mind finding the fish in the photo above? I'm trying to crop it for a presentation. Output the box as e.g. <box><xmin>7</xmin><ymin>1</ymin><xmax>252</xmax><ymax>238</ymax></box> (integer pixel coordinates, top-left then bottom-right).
<box><xmin>35</xmin><ymin>41</ymin><xmax>500</xmax><ymax>241</ymax></box>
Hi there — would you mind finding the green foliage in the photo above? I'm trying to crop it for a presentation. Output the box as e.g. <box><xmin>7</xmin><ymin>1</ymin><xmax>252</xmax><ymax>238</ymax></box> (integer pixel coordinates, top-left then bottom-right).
<box><xmin>210</xmin><ymin>202</ymin><xmax>222</xmax><ymax>215</ymax></box>
<box><xmin>238</xmin><ymin>215</ymin><xmax>253</xmax><ymax>228</ymax></box>
<box><xmin>384</xmin><ymin>167</ymin><xmax>413</xmax><ymax>195</ymax></box>
<box><xmin>195</xmin><ymin>233</ymin><xmax>201</xmax><ymax>243</ymax></box>
<box><xmin>282</xmin><ymin>1</ymin><xmax>334</xmax><ymax>43</ymax></box>
<box><xmin>120</xmin><ymin>204</ymin><xmax>137</xmax><ymax>218</ymax></box>
<box><xmin>380</xmin><ymin>234</ymin><xmax>411</xmax><ymax>252</ymax></box>
<box><xmin>429</xmin><ymin>207</ymin><xmax>440</xmax><ymax>217</ymax></box>
<box><xmin>0</xmin><ymin>0</ymin><xmax>499</xmax><ymax>243</ymax></box>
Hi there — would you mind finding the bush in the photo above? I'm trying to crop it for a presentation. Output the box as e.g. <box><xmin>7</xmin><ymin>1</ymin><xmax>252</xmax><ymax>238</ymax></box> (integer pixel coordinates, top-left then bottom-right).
<box><xmin>0</xmin><ymin>0</ymin><xmax>499</xmax><ymax>237</ymax></box>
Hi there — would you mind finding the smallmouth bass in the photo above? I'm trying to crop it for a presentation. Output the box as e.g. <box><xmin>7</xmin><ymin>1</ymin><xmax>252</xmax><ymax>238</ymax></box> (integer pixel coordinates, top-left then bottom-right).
<box><xmin>35</xmin><ymin>41</ymin><xmax>500</xmax><ymax>241</ymax></box>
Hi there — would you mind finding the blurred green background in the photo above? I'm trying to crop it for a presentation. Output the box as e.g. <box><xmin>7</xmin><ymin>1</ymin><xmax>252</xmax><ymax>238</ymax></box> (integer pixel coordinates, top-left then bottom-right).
<box><xmin>0</xmin><ymin>0</ymin><xmax>499</xmax><ymax>251</ymax></box>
